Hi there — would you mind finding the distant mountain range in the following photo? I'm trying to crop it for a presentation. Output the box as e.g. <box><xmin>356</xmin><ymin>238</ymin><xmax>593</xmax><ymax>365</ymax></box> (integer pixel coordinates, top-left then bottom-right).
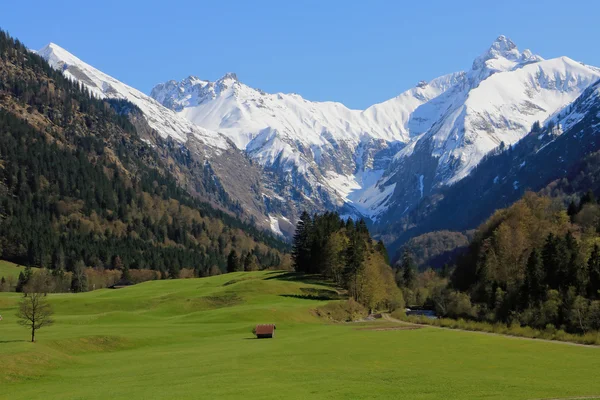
<box><xmin>37</xmin><ymin>36</ymin><xmax>600</xmax><ymax>252</ymax></box>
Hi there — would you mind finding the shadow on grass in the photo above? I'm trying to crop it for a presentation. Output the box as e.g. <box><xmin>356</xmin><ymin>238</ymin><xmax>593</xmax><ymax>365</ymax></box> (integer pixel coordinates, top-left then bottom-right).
<box><xmin>263</xmin><ymin>272</ymin><xmax>334</xmax><ymax>287</ymax></box>
<box><xmin>280</xmin><ymin>287</ymin><xmax>341</xmax><ymax>301</ymax></box>
<box><xmin>0</xmin><ymin>340</ymin><xmax>27</xmax><ymax>344</ymax></box>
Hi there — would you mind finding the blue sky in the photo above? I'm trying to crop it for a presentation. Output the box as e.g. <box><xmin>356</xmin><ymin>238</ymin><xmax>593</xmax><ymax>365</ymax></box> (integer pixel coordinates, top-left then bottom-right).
<box><xmin>3</xmin><ymin>0</ymin><xmax>599</xmax><ymax>109</ymax></box>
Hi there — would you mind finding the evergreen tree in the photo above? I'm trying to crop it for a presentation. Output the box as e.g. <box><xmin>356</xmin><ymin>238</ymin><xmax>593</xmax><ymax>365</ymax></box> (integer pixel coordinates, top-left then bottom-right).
<box><xmin>567</xmin><ymin>201</ymin><xmax>579</xmax><ymax>221</ymax></box>
<box><xmin>52</xmin><ymin>246</ymin><xmax>65</xmax><ymax>271</ymax></box>
<box><xmin>168</xmin><ymin>262</ymin><xmax>180</xmax><ymax>279</ymax></box>
<box><xmin>16</xmin><ymin>271</ymin><xmax>26</xmax><ymax>293</ymax></box>
<box><xmin>15</xmin><ymin>266</ymin><xmax>33</xmax><ymax>293</ymax></box>
<box><xmin>564</xmin><ymin>232</ymin><xmax>583</xmax><ymax>291</ymax></box>
<box><xmin>344</xmin><ymin>230</ymin><xmax>366</xmax><ymax>299</ymax></box>
<box><xmin>588</xmin><ymin>245</ymin><xmax>600</xmax><ymax>299</ymax></box>
<box><xmin>542</xmin><ymin>233</ymin><xmax>569</xmax><ymax>290</ymax></box>
<box><xmin>524</xmin><ymin>249</ymin><xmax>545</xmax><ymax>306</ymax></box>
<box><xmin>376</xmin><ymin>240</ymin><xmax>390</xmax><ymax>265</ymax></box>
<box><xmin>227</xmin><ymin>250</ymin><xmax>240</xmax><ymax>273</ymax></box>
<box><xmin>121</xmin><ymin>265</ymin><xmax>132</xmax><ymax>284</ymax></box>
<box><xmin>401</xmin><ymin>250</ymin><xmax>417</xmax><ymax>289</ymax></box>
<box><xmin>244</xmin><ymin>253</ymin><xmax>259</xmax><ymax>271</ymax></box>
<box><xmin>291</xmin><ymin>211</ymin><xmax>312</xmax><ymax>273</ymax></box>
<box><xmin>580</xmin><ymin>190</ymin><xmax>597</xmax><ymax>209</ymax></box>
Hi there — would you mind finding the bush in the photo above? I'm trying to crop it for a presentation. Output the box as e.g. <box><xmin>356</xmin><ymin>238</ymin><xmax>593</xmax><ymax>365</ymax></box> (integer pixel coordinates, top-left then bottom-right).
<box><xmin>179</xmin><ymin>268</ymin><xmax>195</xmax><ymax>279</ymax></box>
<box><xmin>129</xmin><ymin>269</ymin><xmax>160</xmax><ymax>284</ymax></box>
<box><xmin>390</xmin><ymin>309</ymin><xmax>406</xmax><ymax>320</ymax></box>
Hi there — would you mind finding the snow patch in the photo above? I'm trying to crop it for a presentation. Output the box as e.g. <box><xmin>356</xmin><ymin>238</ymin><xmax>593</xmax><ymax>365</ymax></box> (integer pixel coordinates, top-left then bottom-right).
<box><xmin>268</xmin><ymin>215</ymin><xmax>283</xmax><ymax>236</ymax></box>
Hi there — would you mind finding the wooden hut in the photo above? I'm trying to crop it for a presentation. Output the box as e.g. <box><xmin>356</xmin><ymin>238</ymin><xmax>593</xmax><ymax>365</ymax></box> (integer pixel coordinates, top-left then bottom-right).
<box><xmin>254</xmin><ymin>324</ymin><xmax>276</xmax><ymax>339</ymax></box>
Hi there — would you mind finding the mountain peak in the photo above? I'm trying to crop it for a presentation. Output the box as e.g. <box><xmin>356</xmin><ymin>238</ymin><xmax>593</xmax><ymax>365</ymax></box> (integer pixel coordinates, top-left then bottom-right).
<box><xmin>472</xmin><ymin>35</ymin><xmax>542</xmax><ymax>73</ymax></box>
<box><xmin>219</xmin><ymin>72</ymin><xmax>238</xmax><ymax>82</ymax></box>
<box><xmin>491</xmin><ymin>35</ymin><xmax>517</xmax><ymax>52</ymax></box>
<box><xmin>37</xmin><ymin>42</ymin><xmax>83</xmax><ymax>71</ymax></box>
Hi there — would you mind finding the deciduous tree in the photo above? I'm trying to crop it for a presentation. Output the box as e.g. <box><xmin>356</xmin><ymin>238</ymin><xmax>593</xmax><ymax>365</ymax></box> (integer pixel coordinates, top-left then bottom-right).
<box><xmin>16</xmin><ymin>290</ymin><xmax>54</xmax><ymax>342</ymax></box>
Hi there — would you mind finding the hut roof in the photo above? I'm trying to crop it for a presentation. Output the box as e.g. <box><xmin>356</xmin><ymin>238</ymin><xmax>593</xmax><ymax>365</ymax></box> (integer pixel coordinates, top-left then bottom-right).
<box><xmin>255</xmin><ymin>324</ymin><xmax>276</xmax><ymax>335</ymax></box>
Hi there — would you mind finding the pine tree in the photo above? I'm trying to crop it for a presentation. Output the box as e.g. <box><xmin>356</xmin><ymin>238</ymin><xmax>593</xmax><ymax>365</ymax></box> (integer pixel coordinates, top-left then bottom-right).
<box><xmin>580</xmin><ymin>190</ymin><xmax>597</xmax><ymax>209</ymax></box>
<box><xmin>52</xmin><ymin>246</ymin><xmax>65</xmax><ymax>271</ymax></box>
<box><xmin>375</xmin><ymin>240</ymin><xmax>390</xmax><ymax>265</ymax></box>
<box><xmin>564</xmin><ymin>232</ymin><xmax>583</xmax><ymax>291</ymax></box>
<box><xmin>344</xmin><ymin>231</ymin><xmax>366</xmax><ymax>300</ymax></box>
<box><xmin>542</xmin><ymin>233</ymin><xmax>569</xmax><ymax>290</ymax></box>
<box><xmin>401</xmin><ymin>250</ymin><xmax>417</xmax><ymax>289</ymax></box>
<box><xmin>588</xmin><ymin>244</ymin><xmax>600</xmax><ymax>299</ymax></box>
<box><xmin>291</xmin><ymin>211</ymin><xmax>312</xmax><ymax>273</ymax></box>
<box><xmin>524</xmin><ymin>249</ymin><xmax>545</xmax><ymax>306</ymax></box>
<box><xmin>16</xmin><ymin>271</ymin><xmax>26</xmax><ymax>293</ymax></box>
<box><xmin>121</xmin><ymin>265</ymin><xmax>132</xmax><ymax>284</ymax></box>
<box><xmin>567</xmin><ymin>201</ymin><xmax>578</xmax><ymax>221</ymax></box>
<box><xmin>227</xmin><ymin>250</ymin><xmax>240</xmax><ymax>273</ymax></box>
<box><xmin>244</xmin><ymin>253</ymin><xmax>259</xmax><ymax>271</ymax></box>
<box><xmin>16</xmin><ymin>266</ymin><xmax>33</xmax><ymax>293</ymax></box>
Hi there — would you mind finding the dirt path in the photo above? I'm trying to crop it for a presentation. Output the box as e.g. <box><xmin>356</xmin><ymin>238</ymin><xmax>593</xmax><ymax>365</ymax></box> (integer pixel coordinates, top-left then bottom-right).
<box><xmin>380</xmin><ymin>314</ymin><xmax>600</xmax><ymax>348</ymax></box>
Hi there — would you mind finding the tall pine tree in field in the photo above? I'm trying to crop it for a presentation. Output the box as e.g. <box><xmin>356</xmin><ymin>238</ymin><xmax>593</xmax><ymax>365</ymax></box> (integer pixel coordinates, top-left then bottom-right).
<box><xmin>344</xmin><ymin>229</ymin><xmax>366</xmax><ymax>300</ymax></box>
<box><xmin>292</xmin><ymin>211</ymin><xmax>312</xmax><ymax>273</ymax></box>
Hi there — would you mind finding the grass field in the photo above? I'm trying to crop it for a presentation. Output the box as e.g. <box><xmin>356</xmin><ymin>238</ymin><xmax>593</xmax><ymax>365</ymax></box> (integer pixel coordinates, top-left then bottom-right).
<box><xmin>0</xmin><ymin>260</ymin><xmax>25</xmax><ymax>280</ymax></box>
<box><xmin>1</xmin><ymin>271</ymin><xmax>599</xmax><ymax>399</ymax></box>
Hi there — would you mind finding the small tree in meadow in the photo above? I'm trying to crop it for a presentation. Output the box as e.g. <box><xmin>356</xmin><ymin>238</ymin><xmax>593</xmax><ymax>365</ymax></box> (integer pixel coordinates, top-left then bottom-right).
<box><xmin>16</xmin><ymin>289</ymin><xmax>54</xmax><ymax>342</ymax></box>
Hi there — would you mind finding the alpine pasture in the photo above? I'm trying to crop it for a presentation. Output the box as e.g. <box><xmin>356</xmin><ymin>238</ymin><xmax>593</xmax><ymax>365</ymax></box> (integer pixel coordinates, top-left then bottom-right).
<box><xmin>1</xmin><ymin>271</ymin><xmax>599</xmax><ymax>400</ymax></box>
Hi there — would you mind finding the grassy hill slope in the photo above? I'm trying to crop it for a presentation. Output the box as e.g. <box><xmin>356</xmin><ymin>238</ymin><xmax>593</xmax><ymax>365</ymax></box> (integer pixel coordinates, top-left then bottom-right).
<box><xmin>1</xmin><ymin>271</ymin><xmax>599</xmax><ymax>399</ymax></box>
<box><xmin>0</xmin><ymin>261</ymin><xmax>25</xmax><ymax>280</ymax></box>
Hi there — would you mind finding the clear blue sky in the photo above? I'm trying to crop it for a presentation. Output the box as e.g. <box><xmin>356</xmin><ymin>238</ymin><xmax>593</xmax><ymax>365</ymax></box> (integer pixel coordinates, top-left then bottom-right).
<box><xmin>3</xmin><ymin>0</ymin><xmax>600</xmax><ymax>109</ymax></box>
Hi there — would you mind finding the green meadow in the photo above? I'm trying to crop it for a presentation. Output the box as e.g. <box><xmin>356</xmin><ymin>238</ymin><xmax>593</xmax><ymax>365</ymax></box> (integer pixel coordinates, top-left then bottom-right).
<box><xmin>0</xmin><ymin>260</ymin><xmax>25</xmax><ymax>280</ymax></box>
<box><xmin>1</xmin><ymin>271</ymin><xmax>599</xmax><ymax>400</ymax></box>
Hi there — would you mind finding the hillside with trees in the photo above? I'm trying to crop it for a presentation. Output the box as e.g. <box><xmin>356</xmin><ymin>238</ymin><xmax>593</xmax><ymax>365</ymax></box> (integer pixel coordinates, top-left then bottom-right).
<box><xmin>0</xmin><ymin>30</ymin><xmax>290</xmax><ymax>292</ymax></box>
<box><xmin>397</xmin><ymin>230</ymin><xmax>471</xmax><ymax>270</ymax></box>
<box><xmin>291</xmin><ymin>211</ymin><xmax>403</xmax><ymax>312</ymax></box>
<box><xmin>396</xmin><ymin>190</ymin><xmax>600</xmax><ymax>335</ymax></box>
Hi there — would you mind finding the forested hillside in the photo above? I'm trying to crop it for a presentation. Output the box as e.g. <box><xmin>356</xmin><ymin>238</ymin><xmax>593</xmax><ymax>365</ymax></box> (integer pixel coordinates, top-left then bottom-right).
<box><xmin>445</xmin><ymin>191</ymin><xmax>600</xmax><ymax>333</ymax></box>
<box><xmin>0</xmin><ymin>30</ymin><xmax>289</xmax><ymax>291</ymax></box>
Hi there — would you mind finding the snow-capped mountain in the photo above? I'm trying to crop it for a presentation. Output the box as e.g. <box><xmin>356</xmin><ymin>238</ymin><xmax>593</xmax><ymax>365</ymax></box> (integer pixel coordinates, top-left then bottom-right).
<box><xmin>374</xmin><ymin>36</ymin><xmax>600</xmax><ymax>219</ymax></box>
<box><xmin>150</xmin><ymin>72</ymin><xmax>412</xmax><ymax>215</ymax></box>
<box><xmin>378</xmin><ymin>77</ymin><xmax>600</xmax><ymax>258</ymax></box>
<box><xmin>152</xmin><ymin>36</ymin><xmax>600</xmax><ymax>224</ymax></box>
<box><xmin>38</xmin><ymin>36</ymin><xmax>600</xmax><ymax>241</ymax></box>
<box><xmin>150</xmin><ymin>61</ymin><xmax>463</xmax><ymax>217</ymax></box>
